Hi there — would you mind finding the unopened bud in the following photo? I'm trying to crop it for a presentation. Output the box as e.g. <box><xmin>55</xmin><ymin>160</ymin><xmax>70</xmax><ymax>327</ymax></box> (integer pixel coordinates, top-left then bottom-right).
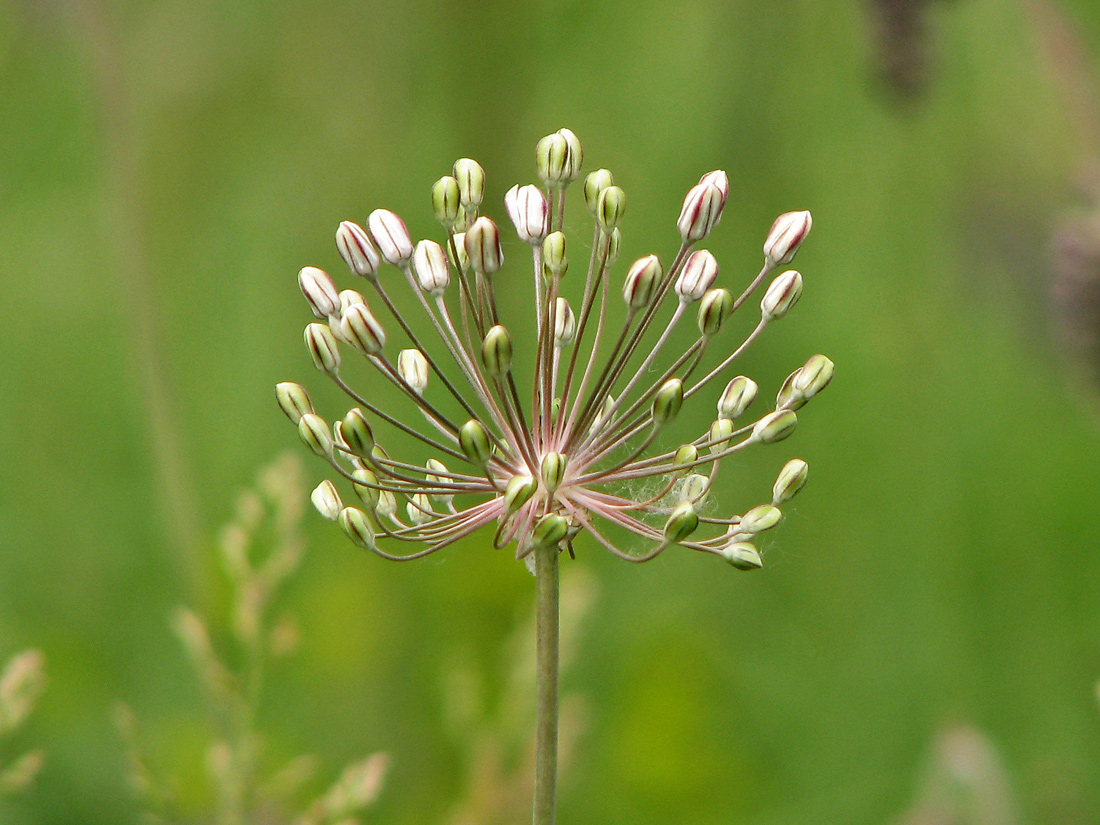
<box><xmin>311</xmin><ymin>480</ymin><xmax>342</xmax><ymax>520</ymax></box>
<box><xmin>605</xmin><ymin>227</ymin><xmax>621</xmax><ymax>265</ymax></box>
<box><xmin>340</xmin><ymin>303</ymin><xmax>386</xmax><ymax>354</ymax></box>
<box><xmin>431</xmin><ymin>176</ymin><xmax>462</xmax><ymax>228</ymax></box>
<box><xmin>367</xmin><ymin>209</ymin><xmax>414</xmax><ymax>266</ymax></box>
<box><xmin>775</xmin><ymin>368</ymin><xmax>806</xmax><ymax>411</ymax></box>
<box><xmin>413</xmin><ymin>239</ymin><xmax>450</xmax><ymax>295</ymax></box>
<box><xmin>761</xmin><ymin>270</ymin><xmax>803</xmax><ymax>320</ymax></box>
<box><xmin>718</xmin><ymin>376</ymin><xmax>757</xmax><ymax>419</ymax></box>
<box><xmin>338</xmin><ymin>506</ymin><xmax>376</xmax><ymax>550</ymax></box>
<box><xmin>531</xmin><ymin>513</ymin><xmax>569</xmax><ymax>549</ymax></box>
<box><xmin>407</xmin><ymin>492</ymin><xmax>432</xmax><ymax>525</ymax></box>
<box><xmin>425</xmin><ymin>458</ymin><xmax>453</xmax><ymax>505</ymax></box>
<box><xmin>459</xmin><ymin>420</ymin><xmax>492</xmax><ymax>466</ymax></box>
<box><xmin>536</xmin><ymin>132</ymin><xmax>571</xmax><ymax>186</ymax></box>
<box><xmin>335</xmin><ymin>222</ymin><xmax>381</xmax><ymax>279</ymax></box>
<box><xmin>299</xmin><ymin>266</ymin><xmax>340</xmax><ymax>319</ymax></box>
<box><xmin>763</xmin><ymin>210</ymin><xmax>812</xmax><ymax>266</ymax></box>
<box><xmin>588</xmin><ymin>395</ymin><xmax>615</xmax><ymax>436</ymax></box>
<box><xmin>623</xmin><ymin>255</ymin><xmax>662</xmax><ymax>309</ymax></box>
<box><xmin>558</xmin><ymin>128</ymin><xmax>583</xmax><ymax>181</ymax></box>
<box><xmin>304</xmin><ymin>323</ymin><xmax>341</xmax><ymax>374</ymax></box>
<box><xmin>449</xmin><ymin>232</ymin><xmax>469</xmax><ymax>270</ymax></box>
<box><xmin>553</xmin><ymin>297</ymin><xmax>576</xmax><ymax>347</ymax></box>
<box><xmin>697</xmin><ymin>288</ymin><xmax>734</xmax><ymax>336</ymax></box>
<box><xmin>465</xmin><ymin>217</ymin><xmax>504</xmax><ymax>274</ymax></box>
<box><xmin>338</xmin><ymin>289</ymin><xmax>367</xmax><ymax>316</ymax></box>
<box><xmin>676</xmin><ymin>250</ymin><xmax>719</xmax><ymax>301</ymax></box>
<box><xmin>651</xmin><ymin>378</ymin><xmax>684</xmax><ymax>427</ymax></box>
<box><xmin>753</xmin><ymin>409</ymin><xmax>798</xmax><ymax>443</ymax></box>
<box><xmin>481</xmin><ymin>325</ymin><xmax>513</xmax><ymax>377</ymax></box>
<box><xmin>583</xmin><ymin>169</ymin><xmax>614</xmax><ymax>214</ymax></box>
<box><xmin>504</xmin><ymin>474</ymin><xmax>538</xmax><ymax>515</ymax></box>
<box><xmin>543</xmin><ymin>231</ymin><xmax>567</xmax><ymax>277</ymax></box>
<box><xmin>740</xmin><ymin>504</ymin><xmax>782</xmax><ymax>534</ymax></box>
<box><xmin>276</xmin><ymin>382</ymin><xmax>313</xmax><ymax>423</ymax></box>
<box><xmin>679</xmin><ymin>473</ymin><xmax>710</xmax><ymax>505</ymax></box>
<box><xmin>351</xmin><ymin>467</ymin><xmax>380</xmax><ymax>509</ymax></box>
<box><xmin>709</xmin><ymin>417</ymin><xmax>734</xmax><ymax>452</ymax></box>
<box><xmin>677</xmin><ymin>181</ymin><xmax>725</xmax><ymax>241</ymax></box>
<box><xmin>398</xmin><ymin>348</ymin><xmax>429</xmax><ymax>393</ymax></box>
<box><xmin>673</xmin><ymin>444</ymin><xmax>698</xmax><ymax>475</ymax></box>
<box><xmin>794</xmin><ymin>354</ymin><xmax>834</xmax><ymax>399</ymax></box>
<box><xmin>595</xmin><ymin>185</ymin><xmax>626</xmax><ymax>230</ymax></box>
<box><xmin>697</xmin><ymin>170</ymin><xmax>729</xmax><ymax>206</ymax></box>
<box><xmin>376</xmin><ymin>490</ymin><xmax>397</xmax><ymax>519</ymax></box>
<box><xmin>772</xmin><ymin>458</ymin><xmax>808</xmax><ymax>503</ymax></box>
<box><xmin>453</xmin><ymin>158</ymin><xmax>485</xmax><ymax>207</ymax></box>
<box><xmin>540</xmin><ymin>452</ymin><xmax>568</xmax><ymax>493</ymax></box>
<box><xmin>721</xmin><ymin>541</ymin><xmax>762</xmax><ymax>570</ymax></box>
<box><xmin>664</xmin><ymin>501</ymin><xmax>699</xmax><ymax>544</ymax></box>
<box><xmin>298</xmin><ymin>413</ymin><xmax>333</xmax><ymax>457</ymax></box>
<box><xmin>341</xmin><ymin>408</ymin><xmax>375</xmax><ymax>458</ymax></box>
<box><xmin>505</xmin><ymin>184</ymin><xmax>549</xmax><ymax>245</ymax></box>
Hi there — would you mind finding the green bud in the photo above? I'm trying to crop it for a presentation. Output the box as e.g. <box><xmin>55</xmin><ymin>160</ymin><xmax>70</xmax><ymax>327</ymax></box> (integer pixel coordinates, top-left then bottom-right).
<box><xmin>540</xmin><ymin>452</ymin><xmax>568</xmax><ymax>493</ymax></box>
<box><xmin>761</xmin><ymin>269</ymin><xmax>803</xmax><ymax>320</ymax></box>
<box><xmin>304</xmin><ymin>323</ymin><xmax>341</xmax><ymax>374</ymax></box>
<box><xmin>425</xmin><ymin>458</ymin><xmax>454</xmax><ymax>505</ymax></box>
<box><xmin>679</xmin><ymin>473</ymin><xmax>710</xmax><ymax>505</ymax></box>
<box><xmin>341</xmin><ymin>408</ymin><xmax>375</xmax><ymax>458</ymax></box>
<box><xmin>740</xmin><ymin>504</ymin><xmax>782</xmax><ymax>534</ymax></box>
<box><xmin>431</xmin><ymin>176</ymin><xmax>462</xmax><ymax>228</ymax></box>
<box><xmin>673</xmin><ymin>444</ymin><xmax>699</xmax><ymax>475</ymax></box>
<box><xmin>651</xmin><ymin>378</ymin><xmax>684</xmax><ymax>427</ymax></box>
<box><xmin>553</xmin><ymin>297</ymin><xmax>576</xmax><ymax>347</ymax></box>
<box><xmin>481</xmin><ymin>325</ymin><xmax>513</xmax><ymax>377</ymax></box>
<box><xmin>753</xmin><ymin>409</ymin><xmax>798</xmax><ymax>444</ymax></box>
<box><xmin>536</xmin><ymin>132</ymin><xmax>571</xmax><ymax>185</ymax></box>
<box><xmin>449</xmin><ymin>232</ymin><xmax>469</xmax><ymax>270</ymax></box>
<box><xmin>276</xmin><ymin>382</ymin><xmax>314</xmax><ymax>424</ymax></box>
<box><xmin>588</xmin><ymin>395</ymin><xmax>615</xmax><ymax>436</ymax></box>
<box><xmin>370</xmin><ymin>443</ymin><xmax>389</xmax><ymax>465</ymax></box>
<box><xmin>623</xmin><ymin>254</ymin><xmax>662</xmax><ymax>309</ymax></box>
<box><xmin>464</xmin><ymin>217</ymin><xmax>504</xmax><ymax>275</ymax></box>
<box><xmin>407</xmin><ymin>492</ymin><xmax>432</xmax><ymax>525</ymax></box>
<box><xmin>772</xmin><ymin>458</ymin><xmax>808</xmax><ymax>504</ymax></box>
<box><xmin>595</xmin><ymin>185</ymin><xmax>626</xmax><ymax>230</ymax></box>
<box><xmin>453</xmin><ymin>158</ymin><xmax>485</xmax><ymax>207</ymax></box>
<box><xmin>775</xmin><ymin>368</ymin><xmax>807</xmax><ymax>411</ymax></box>
<box><xmin>504</xmin><ymin>474</ymin><xmax>538</xmax><ymax>515</ymax></box>
<box><xmin>697</xmin><ymin>288</ymin><xmax>734</xmax><ymax>336</ymax></box>
<box><xmin>310</xmin><ymin>480</ymin><xmax>342</xmax><ymax>521</ymax></box>
<box><xmin>351</xmin><ymin>467</ymin><xmax>380</xmax><ymax>509</ymax></box>
<box><xmin>340</xmin><ymin>303</ymin><xmax>386</xmax><ymax>354</ymax></box>
<box><xmin>338</xmin><ymin>506</ymin><xmax>376</xmax><ymax>550</ymax></box>
<box><xmin>721</xmin><ymin>541</ymin><xmax>762</xmax><ymax>570</ymax></box>
<box><xmin>709</xmin><ymin>417</ymin><xmax>734</xmax><ymax>453</ymax></box>
<box><xmin>606</xmin><ymin>227</ymin><xmax>621</xmax><ymax>265</ymax></box>
<box><xmin>459</xmin><ymin>419</ymin><xmax>493</xmax><ymax>466</ymax></box>
<box><xmin>794</xmin><ymin>354</ymin><xmax>834</xmax><ymax>399</ymax></box>
<box><xmin>583</xmin><ymin>169</ymin><xmax>614</xmax><ymax>214</ymax></box>
<box><xmin>717</xmin><ymin>376</ymin><xmax>757</xmax><ymax>419</ymax></box>
<box><xmin>531</xmin><ymin>513</ymin><xmax>569</xmax><ymax>549</ymax></box>
<box><xmin>663</xmin><ymin>501</ymin><xmax>699</xmax><ymax>544</ymax></box>
<box><xmin>543</xmin><ymin>231</ymin><xmax>567</xmax><ymax>277</ymax></box>
<box><xmin>297</xmin><ymin>413</ymin><xmax>333</xmax><ymax>457</ymax></box>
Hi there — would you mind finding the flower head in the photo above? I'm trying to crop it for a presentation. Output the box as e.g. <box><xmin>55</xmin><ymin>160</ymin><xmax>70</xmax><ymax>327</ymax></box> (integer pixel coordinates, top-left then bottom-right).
<box><xmin>279</xmin><ymin>130</ymin><xmax>830</xmax><ymax>571</ymax></box>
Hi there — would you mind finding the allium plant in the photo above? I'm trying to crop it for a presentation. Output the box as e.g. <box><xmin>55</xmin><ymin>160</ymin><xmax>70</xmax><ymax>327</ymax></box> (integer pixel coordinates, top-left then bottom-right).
<box><xmin>277</xmin><ymin>129</ymin><xmax>831</xmax><ymax>825</ymax></box>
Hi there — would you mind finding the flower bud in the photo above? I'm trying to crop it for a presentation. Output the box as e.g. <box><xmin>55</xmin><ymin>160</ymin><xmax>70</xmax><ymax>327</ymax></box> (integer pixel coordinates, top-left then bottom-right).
<box><xmin>338</xmin><ymin>506</ymin><xmax>376</xmax><ymax>550</ymax></box>
<box><xmin>721</xmin><ymin>541</ymin><xmax>762</xmax><ymax>570</ymax></box>
<box><xmin>697</xmin><ymin>288</ymin><xmax>734</xmax><ymax>336</ymax></box>
<box><xmin>536</xmin><ymin>132</ymin><xmax>571</xmax><ymax>186</ymax></box>
<box><xmin>583</xmin><ymin>169</ymin><xmax>614</xmax><ymax>214</ymax></box>
<box><xmin>340</xmin><ymin>303</ymin><xmax>386</xmax><ymax>354</ymax></box>
<box><xmin>676</xmin><ymin>250</ymin><xmax>719</xmax><ymax>301</ymax></box>
<box><xmin>718</xmin><ymin>376</ymin><xmax>757</xmax><ymax>419</ymax></box>
<box><xmin>459</xmin><ymin>419</ymin><xmax>493</xmax><ymax>466</ymax></box>
<box><xmin>651</xmin><ymin>378</ymin><xmax>684</xmax><ymax>427</ymax></box>
<box><xmin>413</xmin><ymin>239</ymin><xmax>450</xmax><ymax>295</ymax></box>
<box><xmin>605</xmin><ymin>227</ymin><xmax>622</xmax><ymax>265</ymax></box>
<box><xmin>275</xmin><ymin>382</ymin><xmax>314</xmax><ymax>423</ymax></box>
<box><xmin>338</xmin><ymin>289</ymin><xmax>367</xmax><ymax>316</ymax></box>
<box><xmin>697</xmin><ymin>170</ymin><xmax>729</xmax><ymax>207</ymax></box>
<box><xmin>504</xmin><ymin>474</ymin><xmax>538</xmax><ymax>515</ymax></box>
<box><xmin>677</xmin><ymin>181</ymin><xmax>725</xmax><ymax>241</ymax></box>
<box><xmin>752</xmin><ymin>409</ymin><xmax>798</xmax><ymax>443</ymax></box>
<box><xmin>673</xmin><ymin>444</ymin><xmax>699</xmax><ymax>475</ymax></box>
<box><xmin>596</xmin><ymin>185</ymin><xmax>626</xmax><ymax>230</ymax></box>
<box><xmin>663</xmin><ymin>501</ymin><xmax>699</xmax><ymax>544</ymax></box>
<box><xmin>304</xmin><ymin>322</ymin><xmax>341</xmax><ymax>374</ymax></box>
<box><xmin>793</xmin><ymin>354</ymin><xmax>834</xmax><ymax>399</ymax></box>
<box><xmin>298</xmin><ymin>413</ymin><xmax>333</xmax><ymax>457</ymax></box>
<box><xmin>398</xmin><ymin>348</ymin><xmax>429</xmax><ymax>393</ymax></box>
<box><xmin>449</xmin><ymin>232</ymin><xmax>469</xmax><ymax>270</ymax></box>
<box><xmin>553</xmin><ymin>297</ymin><xmax>576</xmax><ymax>347</ymax></box>
<box><xmin>763</xmin><ymin>210</ymin><xmax>812</xmax><ymax>266</ymax></box>
<box><xmin>774</xmin><ymin>368</ymin><xmax>806</xmax><ymax>412</ymax></box>
<box><xmin>540</xmin><ymin>452</ymin><xmax>568</xmax><ymax>493</ymax></box>
<box><xmin>367</xmin><ymin>209</ymin><xmax>414</xmax><ymax>266</ymax></box>
<box><xmin>311</xmin><ymin>480</ymin><xmax>342</xmax><ymax>521</ymax></box>
<box><xmin>453</xmin><ymin>158</ymin><xmax>485</xmax><ymax>207</ymax></box>
<box><xmin>341</xmin><ymin>408</ymin><xmax>375</xmax><ymax>459</ymax></box>
<box><xmin>772</xmin><ymin>458</ymin><xmax>808</xmax><ymax>504</ymax></box>
<box><xmin>623</xmin><ymin>255</ymin><xmax>662</xmax><ymax>309</ymax></box>
<box><xmin>709</xmin><ymin>417</ymin><xmax>734</xmax><ymax>452</ymax></box>
<box><xmin>335</xmin><ymin>221</ymin><xmax>381</xmax><ymax>279</ymax></box>
<box><xmin>481</xmin><ymin>325</ymin><xmax>513</xmax><ymax>377</ymax></box>
<box><xmin>588</xmin><ymin>395</ymin><xmax>615</xmax><ymax>436</ymax></box>
<box><xmin>679</xmin><ymin>473</ymin><xmax>710</xmax><ymax>505</ymax></box>
<box><xmin>761</xmin><ymin>270</ymin><xmax>803</xmax><ymax>320</ymax></box>
<box><xmin>351</xmin><ymin>467</ymin><xmax>380</xmax><ymax>509</ymax></box>
<box><xmin>558</xmin><ymin>128</ymin><xmax>583</xmax><ymax>181</ymax></box>
<box><xmin>505</xmin><ymin>184</ymin><xmax>549</xmax><ymax>245</ymax></box>
<box><xmin>424</xmin><ymin>458</ymin><xmax>454</xmax><ymax>506</ymax></box>
<box><xmin>464</xmin><ymin>217</ymin><xmax>504</xmax><ymax>274</ymax></box>
<box><xmin>740</xmin><ymin>504</ymin><xmax>782</xmax><ymax>534</ymax></box>
<box><xmin>543</xmin><ymin>231</ymin><xmax>567</xmax><ymax>277</ymax></box>
<box><xmin>407</xmin><ymin>493</ymin><xmax>432</xmax><ymax>525</ymax></box>
<box><xmin>299</xmin><ymin>266</ymin><xmax>340</xmax><ymax>319</ymax></box>
<box><xmin>531</xmin><ymin>513</ymin><xmax>569</xmax><ymax>549</ymax></box>
<box><xmin>431</xmin><ymin>176</ymin><xmax>462</xmax><ymax>228</ymax></box>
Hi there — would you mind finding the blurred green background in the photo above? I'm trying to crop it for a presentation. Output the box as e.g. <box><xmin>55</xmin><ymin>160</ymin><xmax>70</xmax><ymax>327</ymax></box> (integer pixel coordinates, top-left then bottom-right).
<box><xmin>4</xmin><ymin>0</ymin><xmax>1100</xmax><ymax>822</ymax></box>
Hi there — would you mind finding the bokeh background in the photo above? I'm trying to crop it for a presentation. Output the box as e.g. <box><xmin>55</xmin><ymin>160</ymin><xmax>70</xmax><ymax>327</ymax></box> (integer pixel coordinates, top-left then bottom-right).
<box><xmin>4</xmin><ymin>0</ymin><xmax>1100</xmax><ymax>822</ymax></box>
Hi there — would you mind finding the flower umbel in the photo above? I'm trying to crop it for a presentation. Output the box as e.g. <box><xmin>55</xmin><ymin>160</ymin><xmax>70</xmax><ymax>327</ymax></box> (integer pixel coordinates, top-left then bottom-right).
<box><xmin>279</xmin><ymin>130</ymin><xmax>829</xmax><ymax>570</ymax></box>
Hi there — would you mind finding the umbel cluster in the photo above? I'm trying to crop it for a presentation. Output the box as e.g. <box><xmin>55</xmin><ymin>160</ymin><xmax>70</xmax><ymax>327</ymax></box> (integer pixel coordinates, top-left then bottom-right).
<box><xmin>276</xmin><ymin>129</ymin><xmax>831</xmax><ymax>571</ymax></box>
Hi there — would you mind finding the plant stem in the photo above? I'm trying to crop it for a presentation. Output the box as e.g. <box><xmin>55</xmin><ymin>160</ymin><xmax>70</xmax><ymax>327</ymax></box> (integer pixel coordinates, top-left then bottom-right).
<box><xmin>533</xmin><ymin>543</ymin><xmax>560</xmax><ymax>825</ymax></box>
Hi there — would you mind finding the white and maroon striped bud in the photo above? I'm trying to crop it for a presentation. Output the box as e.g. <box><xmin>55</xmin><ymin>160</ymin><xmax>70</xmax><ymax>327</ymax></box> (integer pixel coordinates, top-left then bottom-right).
<box><xmin>275</xmin><ymin>382</ymin><xmax>314</xmax><ymax>424</ymax></box>
<box><xmin>304</xmin><ymin>323</ymin><xmax>341</xmax><ymax>374</ymax></box>
<box><xmin>793</xmin><ymin>354</ymin><xmax>834</xmax><ymax>399</ymax></box>
<box><xmin>718</xmin><ymin>376</ymin><xmax>757</xmax><ymax>419</ymax></box>
<box><xmin>339</xmin><ymin>303</ymin><xmax>386</xmax><ymax>354</ymax></box>
<box><xmin>677</xmin><ymin>181</ymin><xmax>725</xmax><ymax>241</ymax></box>
<box><xmin>697</xmin><ymin>170</ymin><xmax>729</xmax><ymax>207</ymax></box>
<box><xmin>772</xmin><ymin>458</ymin><xmax>808</xmax><ymax>503</ymax></box>
<box><xmin>298</xmin><ymin>267</ymin><xmax>340</xmax><ymax>319</ymax></box>
<box><xmin>311</xmin><ymin>480</ymin><xmax>343</xmax><ymax>521</ymax></box>
<box><xmin>397</xmin><ymin>348</ymin><xmax>429</xmax><ymax>393</ymax></box>
<box><xmin>553</xmin><ymin>297</ymin><xmax>576</xmax><ymax>347</ymax></box>
<box><xmin>337</xmin><ymin>289</ymin><xmax>366</xmax><ymax>318</ymax></box>
<box><xmin>367</xmin><ymin>209</ymin><xmax>414</xmax><ymax>266</ymax></box>
<box><xmin>453</xmin><ymin>158</ymin><xmax>485</xmax><ymax>208</ymax></box>
<box><xmin>449</xmin><ymin>232</ymin><xmax>469</xmax><ymax>271</ymax></box>
<box><xmin>763</xmin><ymin>210</ymin><xmax>812</xmax><ymax>266</ymax></box>
<box><xmin>761</xmin><ymin>270</ymin><xmax>803</xmax><ymax>320</ymax></box>
<box><xmin>623</xmin><ymin>254</ymin><xmax>662</xmax><ymax>309</ymax></box>
<box><xmin>504</xmin><ymin>184</ymin><xmax>549</xmax><ymax>245</ymax></box>
<box><xmin>412</xmin><ymin>239</ymin><xmax>450</xmax><ymax>295</ymax></box>
<box><xmin>335</xmin><ymin>221</ymin><xmax>381</xmax><ymax>279</ymax></box>
<box><xmin>464</xmin><ymin>217</ymin><xmax>504</xmax><ymax>274</ymax></box>
<box><xmin>676</xmin><ymin>249</ymin><xmax>719</xmax><ymax>301</ymax></box>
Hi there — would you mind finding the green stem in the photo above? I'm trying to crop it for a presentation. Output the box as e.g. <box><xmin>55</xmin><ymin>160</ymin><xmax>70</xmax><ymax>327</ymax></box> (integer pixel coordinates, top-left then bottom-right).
<box><xmin>533</xmin><ymin>543</ymin><xmax>560</xmax><ymax>825</ymax></box>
